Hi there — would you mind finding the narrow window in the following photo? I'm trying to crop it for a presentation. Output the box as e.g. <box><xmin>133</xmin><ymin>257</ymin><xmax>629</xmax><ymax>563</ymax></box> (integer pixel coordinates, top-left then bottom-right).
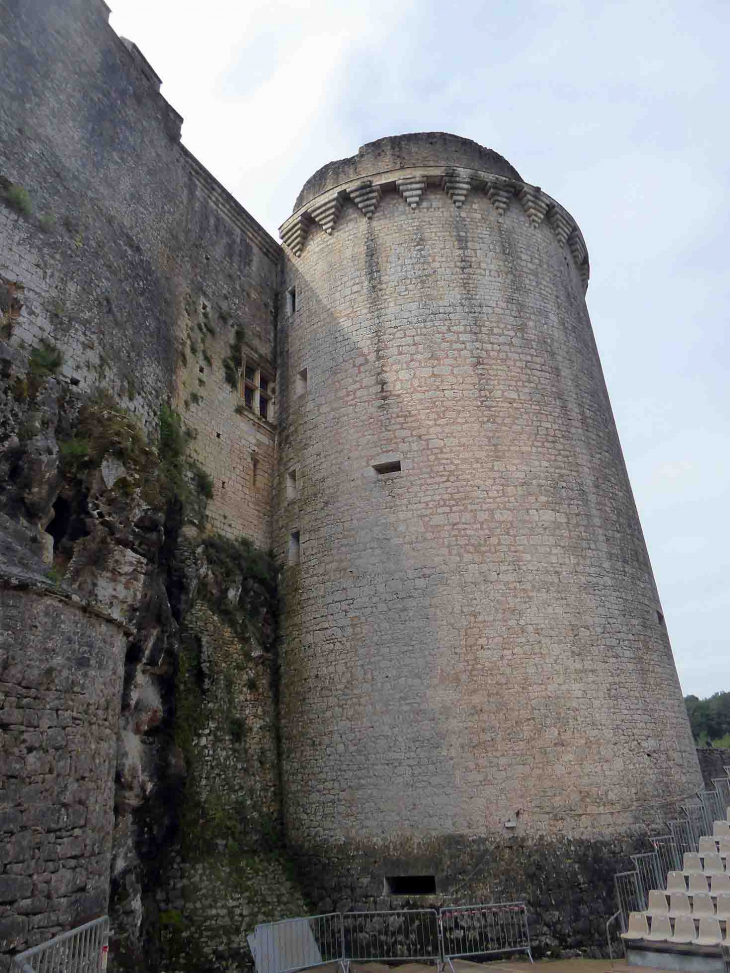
<box><xmin>372</xmin><ymin>460</ymin><xmax>401</xmax><ymax>475</ymax></box>
<box><xmin>385</xmin><ymin>876</ymin><xmax>436</xmax><ymax>895</ymax></box>
<box><xmin>296</xmin><ymin>367</ymin><xmax>308</xmax><ymax>396</ymax></box>
<box><xmin>657</xmin><ymin>611</ymin><xmax>664</xmax><ymax>625</ymax></box>
<box><xmin>286</xmin><ymin>469</ymin><xmax>298</xmax><ymax>500</ymax></box>
<box><xmin>288</xmin><ymin>531</ymin><xmax>300</xmax><ymax>565</ymax></box>
<box><xmin>252</xmin><ymin>455</ymin><xmax>258</xmax><ymax>487</ymax></box>
<box><xmin>287</xmin><ymin>286</ymin><xmax>297</xmax><ymax>316</ymax></box>
<box><xmin>244</xmin><ymin>385</ymin><xmax>254</xmax><ymax>410</ymax></box>
<box><xmin>259</xmin><ymin>394</ymin><xmax>269</xmax><ymax>419</ymax></box>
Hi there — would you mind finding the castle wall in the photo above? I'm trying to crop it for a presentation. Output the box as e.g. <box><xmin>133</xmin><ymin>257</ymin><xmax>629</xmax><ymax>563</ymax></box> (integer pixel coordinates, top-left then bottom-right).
<box><xmin>0</xmin><ymin>0</ymin><xmax>279</xmax><ymax>547</ymax></box>
<box><xmin>0</xmin><ymin>580</ymin><xmax>127</xmax><ymax>959</ymax></box>
<box><xmin>275</xmin><ymin>135</ymin><xmax>701</xmax><ymax>894</ymax></box>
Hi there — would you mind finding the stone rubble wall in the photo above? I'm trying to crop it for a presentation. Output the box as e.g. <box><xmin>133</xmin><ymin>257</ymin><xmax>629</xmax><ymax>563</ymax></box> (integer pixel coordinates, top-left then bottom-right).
<box><xmin>0</xmin><ymin>581</ymin><xmax>128</xmax><ymax>963</ymax></box>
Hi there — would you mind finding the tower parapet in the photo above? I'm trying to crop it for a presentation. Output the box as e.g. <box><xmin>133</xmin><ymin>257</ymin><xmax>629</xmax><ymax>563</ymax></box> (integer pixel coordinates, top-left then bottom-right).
<box><xmin>281</xmin><ymin>137</ymin><xmax>590</xmax><ymax>289</ymax></box>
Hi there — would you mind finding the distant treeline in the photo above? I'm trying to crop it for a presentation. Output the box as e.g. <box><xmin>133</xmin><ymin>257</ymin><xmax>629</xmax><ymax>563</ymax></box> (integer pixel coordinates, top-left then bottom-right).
<box><xmin>685</xmin><ymin>692</ymin><xmax>730</xmax><ymax>748</ymax></box>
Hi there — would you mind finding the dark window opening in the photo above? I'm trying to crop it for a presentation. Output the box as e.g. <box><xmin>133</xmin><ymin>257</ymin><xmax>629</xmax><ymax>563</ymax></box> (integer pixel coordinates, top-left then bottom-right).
<box><xmin>244</xmin><ymin>386</ymin><xmax>254</xmax><ymax>409</ymax></box>
<box><xmin>657</xmin><ymin>611</ymin><xmax>664</xmax><ymax>625</ymax></box>
<box><xmin>373</xmin><ymin>460</ymin><xmax>401</xmax><ymax>475</ymax></box>
<box><xmin>259</xmin><ymin>395</ymin><xmax>269</xmax><ymax>419</ymax></box>
<box><xmin>245</xmin><ymin>365</ymin><xmax>256</xmax><ymax>383</ymax></box>
<box><xmin>287</xmin><ymin>286</ymin><xmax>296</xmax><ymax>315</ymax></box>
<box><xmin>385</xmin><ymin>875</ymin><xmax>436</xmax><ymax>895</ymax></box>
<box><xmin>199</xmin><ymin>365</ymin><xmax>204</xmax><ymax>374</ymax></box>
<box><xmin>252</xmin><ymin>456</ymin><xmax>258</xmax><ymax>487</ymax></box>
<box><xmin>260</xmin><ymin>375</ymin><xmax>269</xmax><ymax>394</ymax></box>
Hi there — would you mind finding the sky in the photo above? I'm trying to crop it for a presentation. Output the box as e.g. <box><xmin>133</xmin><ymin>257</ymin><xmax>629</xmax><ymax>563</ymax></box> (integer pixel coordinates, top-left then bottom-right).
<box><xmin>109</xmin><ymin>0</ymin><xmax>729</xmax><ymax>699</ymax></box>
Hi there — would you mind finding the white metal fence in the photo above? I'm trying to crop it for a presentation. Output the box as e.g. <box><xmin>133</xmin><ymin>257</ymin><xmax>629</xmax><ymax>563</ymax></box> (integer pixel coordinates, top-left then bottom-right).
<box><xmin>249</xmin><ymin>902</ymin><xmax>531</xmax><ymax>973</ymax></box>
<box><xmin>440</xmin><ymin>902</ymin><xmax>532</xmax><ymax>968</ymax></box>
<box><xmin>10</xmin><ymin>917</ymin><xmax>109</xmax><ymax>973</ymax></box>
<box><xmin>248</xmin><ymin>913</ymin><xmax>344</xmax><ymax>973</ymax></box>
<box><xmin>342</xmin><ymin>910</ymin><xmax>441</xmax><ymax>964</ymax></box>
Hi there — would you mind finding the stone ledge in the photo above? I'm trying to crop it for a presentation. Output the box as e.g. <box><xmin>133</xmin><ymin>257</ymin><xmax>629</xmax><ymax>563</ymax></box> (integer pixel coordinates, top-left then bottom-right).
<box><xmin>0</xmin><ymin>571</ymin><xmax>133</xmax><ymax>636</ymax></box>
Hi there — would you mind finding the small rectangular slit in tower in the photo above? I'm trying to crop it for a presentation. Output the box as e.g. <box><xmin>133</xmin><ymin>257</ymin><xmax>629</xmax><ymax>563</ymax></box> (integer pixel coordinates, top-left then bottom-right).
<box><xmin>372</xmin><ymin>460</ymin><xmax>401</xmax><ymax>475</ymax></box>
<box><xmin>287</xmin><ymin>469</ymin><xmax>298</xmax><ymax>500</ymax></box>
<box><xmin>289</xmin><ymin>531</ymin><xmax>301</xmax><ymax>565</ymax></box>
<box><xmin>252</xmin><ymin>455</ymin><xmax>258</xmax><ymax>487</ymax></box>
<box><xmin>287</xmin><ymin>286</ymin><xmax>297</xmax><ymax>315</ymax></box>
<box><xmin>385</xmin><ymin>875</ymin><xmax>436</xmax><ymax>895</ymax></box>
<box><xmin>296</xmin><ymin>367</ymin><xmax>308</xmax><ymax>396</ymax></box>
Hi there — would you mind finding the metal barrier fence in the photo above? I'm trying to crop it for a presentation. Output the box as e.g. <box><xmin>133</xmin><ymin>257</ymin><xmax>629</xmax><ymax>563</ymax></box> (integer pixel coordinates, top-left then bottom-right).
<box><xmin>342</xmin><ymin>910</ymin><xmax>441</xmax><ymax>964</ymax></box>
<box><xmin>631</xmin><ymin>852</ymin><xmax>662</xmax><ymax>909</ymax></box>
<box><xmin>699</xmin><ymin>789</ymin><xmax>725</xmax><ymax>827</ymax></box>
<box><xmin>250</xmin><ymin>903</ymin><xmax>532</xmax><ymax>973</ymax></box>
<box><xmin>669</xmin><ymin>817</ymin><xmax>696</xmax><ymax>858</ymax></box>
<box><xmin>650</xmin><ymin>835</ymin><xmax>681</xmax><ymax>876</ymax></box>
<box><xmin>10</xmin><ymin>917</ymin><xmax>109</xmax><ymax>973</ymax></box>
<box><xmin>440</xmin><ymin>902</ymin><xmax>532</xmax><ymax>968</ymax></box>
<box><xmin>614</xmin><ymin>870</ymin><xmax>642</xmax><ymax>932</ymax></box>
<box><xmin>714</xmin><ymin>778</ymin><xmax>730</xmax><ymax>814</ymax></box>
<box><xmin>249</xmin><ymin>914</ymin><xmax>344</xmax><ymax>973</ymax></box>
<box><xmin>682</xmin><ymin>802</ymin><xmax>712</xmax><ymax>846</ymax></box>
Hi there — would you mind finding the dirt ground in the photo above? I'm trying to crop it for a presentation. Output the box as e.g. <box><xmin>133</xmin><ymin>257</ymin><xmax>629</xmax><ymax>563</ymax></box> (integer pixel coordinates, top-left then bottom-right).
<box><xmin>314</xmin><ymin>958</ymin><xmax>656</xmax><ymax>973</ymax></box>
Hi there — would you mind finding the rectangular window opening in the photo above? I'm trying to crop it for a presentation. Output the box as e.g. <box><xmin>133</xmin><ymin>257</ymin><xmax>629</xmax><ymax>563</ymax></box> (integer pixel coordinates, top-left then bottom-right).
<box><xmin>288</xmin><ymin>530</ymin><xmax>300</xmax><ymax>565</ymax></box>
<box><xmin>244</xmin><ymin>386</ymin><xmax>254</xmax><ymax>409</ymax></box>
<box><xmin>657</xmin><ymin>611</ymin><xmax>664</xmax><ymax>625</ymax></box>
<box><xmin>287</xmin><ymin>286</ymin><xmax>297</xmax><ymax>316</ymax></box>
<box><xmin>252</xmin><ymin>455</ymin><xmax>258</xmax><ymax>488</ymax></box>
<box><xmin>286</xmin><ymin>469</ymin><xmax>298</xmax><ymax>501</ymax></box>
<box><xmin>385</xmin><ymin>875</ymin><xmax>436</xmax><ymax>896</ymax></box>
<box><xmin>372</xmin><ymin>460</ymin><xmax>401</xmax><ymax>475</ymax></box>
<box><xmin>259</xmin><ymin>395</ymin><xmax>269</xmax><ymax>420</ymax></box>
<box><xmin>296</xmin><ymin>367</ymin><xmax>308</xmax><ymax>396</ymax></box>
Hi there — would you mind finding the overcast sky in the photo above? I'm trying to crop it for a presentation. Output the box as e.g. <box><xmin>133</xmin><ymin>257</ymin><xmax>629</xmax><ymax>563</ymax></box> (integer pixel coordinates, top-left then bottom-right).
<box><xmin>109</xmin><ymin>0</ymin><xmax>728</xmax><ymax>699</ymax></box>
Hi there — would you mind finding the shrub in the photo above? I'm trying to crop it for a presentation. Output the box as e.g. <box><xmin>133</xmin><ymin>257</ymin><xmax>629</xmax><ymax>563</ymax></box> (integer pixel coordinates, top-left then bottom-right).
<box><xmin>2</xmin><ymin>184</ymin><xmax>32</xmax><ymax>216</ymax></box>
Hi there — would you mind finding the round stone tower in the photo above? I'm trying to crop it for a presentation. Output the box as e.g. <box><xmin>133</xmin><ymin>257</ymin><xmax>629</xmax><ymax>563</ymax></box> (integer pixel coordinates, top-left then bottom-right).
<box><xmin>276</xmin><ymin>133</ymin><xmax>700</xmax><ymax>897</ymax></box>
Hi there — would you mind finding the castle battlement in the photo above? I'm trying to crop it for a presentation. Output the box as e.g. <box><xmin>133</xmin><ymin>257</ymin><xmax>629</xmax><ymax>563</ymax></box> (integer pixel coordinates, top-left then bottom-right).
<box><xmin>280</xmin><ymin>165</ymin><xmax>590</xmax><ymax>289</ymax></box>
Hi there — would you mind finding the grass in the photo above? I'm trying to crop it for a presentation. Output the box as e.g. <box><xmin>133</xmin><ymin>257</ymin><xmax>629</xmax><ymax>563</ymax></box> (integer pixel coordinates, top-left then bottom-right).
<box><xmin>2</xmin><ymin>183</ymin><xmax>32</xmax><ymax>216</ymax></box>
<box><xmin>29</xmin><ymin>340</ymin><xmax>63</xmax><ymax>376</ymax></box>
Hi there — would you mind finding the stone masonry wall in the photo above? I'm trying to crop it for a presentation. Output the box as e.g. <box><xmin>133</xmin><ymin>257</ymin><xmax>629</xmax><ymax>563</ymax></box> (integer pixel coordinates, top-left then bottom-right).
<box><xmin>275</xmin><ymin>135</ymin><xmax>701</xmax><ymax>884</ymax></box>
<box><xmin>0</xmin><ymin>581</ymin><xmax>128</xmax><ymax>964</ymax></box>
<box><xmin>0</xmin><ymin>0</ymin><xmax>279</xmax><ymax>547</ymax></box>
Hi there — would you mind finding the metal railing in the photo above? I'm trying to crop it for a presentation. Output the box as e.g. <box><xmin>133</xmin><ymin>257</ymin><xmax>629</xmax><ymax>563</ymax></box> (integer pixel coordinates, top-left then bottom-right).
<box><xmin>10</xmin><ymin>917</ymin><xmax>109</xmax><ymax>973</ymax></box>
<box><xmin>650</xmin><ymin>835</ymin><xmax>681</xmax><ymax>876</ymax></box>
<box><xmin>614</xmin><ymin>870</ymin><xmax>642</xmax><ymax>932</ymax></box>
<box><xmin>342</xmin><ymin>910</ymin><xmax>441</xmax><ymax>964</ymax></box>
<box><xmin>250</xmin><ymin>903</ymin><xmax>531</xmax><ymax>973</ymax></box>
<box><xmin>440</xmin><ymin>902</ymin><xmax>532</xmax><ymax>968</ymax></box>
<box><xmin>713</xmin><ymin>778</ymin><xmax>730</xmax><ymax>814</ymax></box>
<box><xmin>682</xmin><ymin>802</ymin><xmax>712</xmax><ymax>846</ymax></box>
<box><xmin>669</xmin><ymin>817</ymin><xmax>696</xmax><ymax>857</ymax></box>
<box><xmin>699</xmin><ymin>788</ymin><xmax>725</xmax><ymax>827</ymax></box>
<box><xmin>249</xmin><ymin>914</ymin><xmax>344</xmax><ymax>973</ymax></box>
<box><xmin>631</xmin><ymin>852</ymin><xmax>663</xmax><ymax>908</ymax></box>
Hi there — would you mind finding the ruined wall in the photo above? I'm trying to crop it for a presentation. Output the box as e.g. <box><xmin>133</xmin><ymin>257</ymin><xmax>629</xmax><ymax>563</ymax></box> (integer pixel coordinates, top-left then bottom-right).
<box><xmin>0</xmin><ymin>577</ymin><xmax>127</xmax><ymax>959</ymax></box>
<box><xmin>275</xmin><ymin>133</ymin><xmax>701</xmax><ymax>900</ymax></box>
<box><xmin>696</xmin><ymin>748</ymin><xmax>730</xmax><ymax>790</ymax></box>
